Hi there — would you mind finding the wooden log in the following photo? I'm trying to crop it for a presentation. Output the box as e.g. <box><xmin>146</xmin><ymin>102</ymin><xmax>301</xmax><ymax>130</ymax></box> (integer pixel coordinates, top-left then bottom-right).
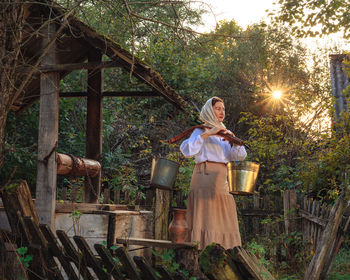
<box><xmin>56</xmin><ymin>153</ymin><xmax>101</xmax><ymax>178</ymax></box>
<box><xmin>94</xmin><ymin>244</ymin><xmax>124</xmax><ymax>279</ymax></box>
<box><xmin>36</xmin><ymin>20</ymin><xmax>59</xmax><ymax>228</ymax></box>
<box><xmin>1</xmin><ymin>180</ymin><xmax>39</xmax><ymax>237</ymax></box>
<box><xmin>73</xmin><ymin>236</ymin><xmax>110</xmax><ymax>279</ymax></box>
<box><xmin>303</xmin><ymin>192</ymin><xmax>346</xmax><ymax>280</ymax></box>
<box><xmin>115</xmin><ymin>246</ymin><xmax>141</xmax><ymax>280</ymax></box>
<box><xmin>56</xmin><ymin>230</ymin><xmax>95</xmax><ymax>280</ymax></box>
<box><xmin>39</xmin><ymin>224</ymin><xmax>80</xmax><ymax>280</ymax></box>
<box><xmin>133</xmin><ymin>256</ymin><xmax>159</xmax><ymax>280</ymax></box>
<box><xmin>84</xmin><ymin>49</ymin><xmax>103</xmax><ymax>203</ymax></box>
<box><xmin>198</xmin><ymin>243</ymin><xmax>243</xmax><ymax>280</ymax></box>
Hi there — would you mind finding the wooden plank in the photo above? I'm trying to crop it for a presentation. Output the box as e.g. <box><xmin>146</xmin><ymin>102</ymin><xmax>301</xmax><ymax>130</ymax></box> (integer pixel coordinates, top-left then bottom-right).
<box><xmin>133</xmin><ymin>256</ymin><xmax>159</xmax><ymax>280</ymax></box>
<box><xmin>73</xmin><ymin>236</ymin><xmax>110</xmax><ymax>279</ymax></box>
<box><xmin>240</xmin><ymin>196</ymin><xmax>249</xmax><ymax>241</ymax></box>
<box><xmin>35</xmin><ymin>21</ymin><xmax>59</xmax><ymax>228</ymax></box>
<box><xmin>84</xmin><ymin>49</ymin><xmax>103</xmax><ymax>203</ymax></box>
<box><xmin>24</xmin><ymin>217</ymin><xmax>64</xmax><ymax>280</ymax></box>
<box><xmin>155</xmin><ymin>265</ymin><xmax>174</xmax><ymax>280</ymax></box>
<box><xmin>107</xmin><ymin>213</ymin><xmax>117</xmax><ymax>249</ymax></box>
<box><xmin>55</xmin><ymin>201</ymin><xmax>128</xmax><ymax>213</ymax></box>
<box><xmin>1</xmin><ymin>180</ymin><xmax>40</xmax><ymax>237</ymax></box>
<box><xmin>263</xmin><ymin>194</ymin><xmax>271</xmax><ymax>237</ymax></box>
<box><xmin>299</xmin><ymin>209</ymin><xmax>328</xmax><ymax>228</ymax></box>
<box><xmin>19</xmin><ymin>60</ymin><xmax>122</xmax><ymax>73</ymax></box>
<box><xmin>56</xmin><ymin>230</ymin><xmax>95</xmax><ymax>280</ymax></box>
<box><xmin>320</xmin><ymin>215</ymin><xmax>350</xmax><ymax>279</ymax></box>
<box><xmin>252</xmin><ymin>194</ymin><xmax>260</xmax><ymax>237</ymax></box>
<box><xmin>155</xmin><ymin>189</ymin><xmax>170</xmax><ymax>242</ymax></box>
<box><xmin>60</xmin><ymin>91</ymin><xmax>159</xmax><ymax>97</ymax></box>
<box><xmin>310</xmin><ymin>199</ymin><xmax>317</xmax><ymax>252</ymax></box>
<box><xmin>103</xmin><ymin>188</ymin><xmax>110</xmax><ymax>204</ymax></box>
<box><xmin>233</xmin><ymin>246</ymin><xmax>276</xmax><ymax>280</ymax></box>
<box><xmin>313</xmin><ymin>201</ymin><xmax>321</xmax><ymax>250</ymax></box>
<box><xmin>94</xmin><ymin>244</ymin><xmax>124</xmax><ymax>279</ymax></box>
<box><xmin>115</xmin><ymin>246</ymin><xmax>141</xmax><ymax>280</ymax></box>
<box><xmin>303</xmin><ymin>192</ymin><xmax>346</xmax><ymax>280</ymax></box>
<box><xmin>61</xmin><ymin>187</ymin><xmax>67</xmax><ymax>200</ymax></box>
<box><xmin>113</xmin><ymin>189</ymin><xmax>121</xmax><ymax>204</ymax></box>
<box><xmin>116</xmin><ymin>237</ymin><xmax>197</xmax><ymax>249</ymax></box>
<box><xmin>40</xmin><ymin>224</ymin><xmax>80</xmax><ymax>280</ymax></box>
<box><xmin>283</xmin><ymin>189</ymin><xmax>297</xmax><ymax>235</ymax></box>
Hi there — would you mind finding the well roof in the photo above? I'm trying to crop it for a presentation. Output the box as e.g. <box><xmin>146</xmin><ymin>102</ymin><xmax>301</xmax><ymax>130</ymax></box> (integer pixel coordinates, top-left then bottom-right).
<box><xmin>13</xmin><ymin>0</ymin><xmax>187</xmax><ymax>112</ymax></box>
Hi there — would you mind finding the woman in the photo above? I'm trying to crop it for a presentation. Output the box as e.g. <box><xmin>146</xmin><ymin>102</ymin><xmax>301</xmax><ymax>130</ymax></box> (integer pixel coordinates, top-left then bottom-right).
<box><xmin>180</xmin><ymin>96</ymin><xmax>247</xmax><ymax>250</ymax></box>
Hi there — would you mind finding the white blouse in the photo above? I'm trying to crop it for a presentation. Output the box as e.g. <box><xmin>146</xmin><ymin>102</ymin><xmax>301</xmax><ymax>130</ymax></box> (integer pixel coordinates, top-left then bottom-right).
<box><xmin>180</xmin><ymin>128</ymin><xmax>247</xmax><ymax>164</ymax></box>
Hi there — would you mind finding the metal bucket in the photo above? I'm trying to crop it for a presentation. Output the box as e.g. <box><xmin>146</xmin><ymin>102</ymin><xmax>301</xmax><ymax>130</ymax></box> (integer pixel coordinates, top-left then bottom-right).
<box><xmin>150</xmin><ymin>157</ymin><xmax>180</xmax><ymax>190</ymax></box>
<box><xmin>227</xmin><ymin>161</ymin><xmax>260</xmax><ymax>195</ymax></box>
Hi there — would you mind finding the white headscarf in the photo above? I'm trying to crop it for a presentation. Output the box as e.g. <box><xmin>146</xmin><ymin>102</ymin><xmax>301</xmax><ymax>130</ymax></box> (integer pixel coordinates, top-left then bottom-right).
<box><xmin>200</xmin><ymin>97</ymin><xmax>226</xmax><ymax>129</ymax></box>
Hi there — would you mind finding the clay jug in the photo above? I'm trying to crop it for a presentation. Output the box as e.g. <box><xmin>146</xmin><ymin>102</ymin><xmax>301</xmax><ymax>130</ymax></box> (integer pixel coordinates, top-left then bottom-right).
<box><xmin>168</xmin><ymin>208</ymin><xmax>188</xmax><ymax>243</ymax></box>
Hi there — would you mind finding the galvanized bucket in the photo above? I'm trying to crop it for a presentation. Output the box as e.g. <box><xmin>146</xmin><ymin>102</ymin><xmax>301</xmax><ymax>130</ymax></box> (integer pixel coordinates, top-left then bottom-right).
<box><xmin>227</xmin><ymin>161</ymin><xmax>260</xmax><ymax>195</ymax></box>
<box><xmin>150</xmin><ymin>157</ymin><xmax>180</xmax><ymax>190</ymax></box>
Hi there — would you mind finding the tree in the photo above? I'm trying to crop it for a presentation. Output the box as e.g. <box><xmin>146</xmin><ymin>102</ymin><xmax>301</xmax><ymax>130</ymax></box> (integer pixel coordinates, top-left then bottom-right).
<box><xmin>271</xmin><ymin>0</ymin><xmax>350</xmax><ymax>38</ymax></box>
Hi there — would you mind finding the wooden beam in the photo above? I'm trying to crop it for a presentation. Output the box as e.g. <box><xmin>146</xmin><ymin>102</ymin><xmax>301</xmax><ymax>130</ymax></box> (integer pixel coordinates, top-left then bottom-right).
<box><xmin>84</xmin><ymin>49</ymin><xmax>103</xmax><ymax>203</ymax></box>
<box><xmin>116</xmin><ymin>237</ymin><xmax>197</xmax><ymax>249</ymax></box>
<box><xmin>59</xmin><ymin>91</ymin><xmax>159</xmax><ymax>97</ymax></box>
<box><xmin>35</xmin><ymin>21</ymin><xmax>59</xmax><ymax>229</ymax></box>
<box><xmin>20</xmin><ymin>60</ymin><xmax>122</xmax><ymax>73</ymax></box>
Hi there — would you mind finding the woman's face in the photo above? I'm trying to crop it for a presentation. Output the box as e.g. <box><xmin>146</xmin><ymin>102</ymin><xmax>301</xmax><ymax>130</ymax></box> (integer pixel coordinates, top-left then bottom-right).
<box><xmin>212</xmin><ymin>101</ymin><xmax>225</xmax><ymax>122</ymax></box>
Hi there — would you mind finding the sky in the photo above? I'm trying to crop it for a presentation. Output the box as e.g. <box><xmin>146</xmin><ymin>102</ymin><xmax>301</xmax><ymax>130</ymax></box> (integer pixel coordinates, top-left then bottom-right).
<box><xmin>197</xmin><ymin>0</ymin><xmax>276</xmax><ymax>31</ymax></box>
<box><xmin>196</xmin><ymin>0</ymin><xmax>347</xmax><ymax>52</ymax></box>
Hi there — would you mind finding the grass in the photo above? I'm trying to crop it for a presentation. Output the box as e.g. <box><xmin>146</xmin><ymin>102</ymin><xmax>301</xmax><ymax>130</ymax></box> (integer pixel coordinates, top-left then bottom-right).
<box><xmin>328</xmin><ymin>247</ymin><xmax>350</xmax><ymax>280</ymax></box>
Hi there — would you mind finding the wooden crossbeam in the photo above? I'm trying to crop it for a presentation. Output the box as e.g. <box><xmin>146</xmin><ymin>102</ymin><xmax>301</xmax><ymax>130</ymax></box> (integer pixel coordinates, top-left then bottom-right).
<box><xmin>116</xmin><ymin>237</ymin><xmax>197</xmax><ymax>249</ymax></box>
<box><xmin>20</xmin><ymin>60</ymin><xmax>122</xmax><ymax>73</ymax></box>
<box><xmin>59</xmin><ymin>91</ymin><xmax>159</xmax><ymax>97</ymax></box>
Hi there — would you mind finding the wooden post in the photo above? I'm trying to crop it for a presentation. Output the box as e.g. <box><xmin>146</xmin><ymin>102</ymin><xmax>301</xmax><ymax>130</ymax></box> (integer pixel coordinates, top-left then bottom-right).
<box><xmin>36</xmin><ymin>21</ymin><xmax>59</xmax><ymax>228</ymax></box>
<box><xmin>303</xmin><ymin>192</ymin><xmax>346</xmax><ymax>280</ymax></box>
<box><xmin>84</xmin><ymin>49</ymin><xmax>103</xmax><ymax>203</ymax></box>
<box><xmin>283</xmin><ymin>189</ymin><xmax>297</xmax><ymax>235</ymax></box>
<box><xmin>155</xmin><ymin>189</ymin><xmax>170</xmax><ymax>241</ymax></box>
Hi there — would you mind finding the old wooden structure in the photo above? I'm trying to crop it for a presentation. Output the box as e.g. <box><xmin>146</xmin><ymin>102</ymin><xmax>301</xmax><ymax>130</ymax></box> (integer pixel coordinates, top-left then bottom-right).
<box><xmin>11</xmin><ymin>0</ymin><xmax>187</xmax><ymax>229</ymax></box>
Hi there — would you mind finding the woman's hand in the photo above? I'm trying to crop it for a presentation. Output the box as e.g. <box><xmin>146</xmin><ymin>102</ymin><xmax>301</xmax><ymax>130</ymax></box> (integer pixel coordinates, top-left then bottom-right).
<box><xmin>201</xmin><ymin>127</ymin><xmax>225</xmax><ymax>141</ymax></box>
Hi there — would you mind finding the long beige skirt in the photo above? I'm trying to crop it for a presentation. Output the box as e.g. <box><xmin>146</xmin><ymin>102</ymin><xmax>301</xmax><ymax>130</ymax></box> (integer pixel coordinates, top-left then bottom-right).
<box><xmin>186</xmin><ymin>161</ymin><xmax>242</xmax><ymax>250</ymax></box>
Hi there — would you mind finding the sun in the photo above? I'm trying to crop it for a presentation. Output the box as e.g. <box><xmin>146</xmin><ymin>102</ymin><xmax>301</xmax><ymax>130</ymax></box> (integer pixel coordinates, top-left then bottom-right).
<box><xmin>272</xmin><ymin>90</ymin><xmax>282</xmax><ymax>99</ymax></box>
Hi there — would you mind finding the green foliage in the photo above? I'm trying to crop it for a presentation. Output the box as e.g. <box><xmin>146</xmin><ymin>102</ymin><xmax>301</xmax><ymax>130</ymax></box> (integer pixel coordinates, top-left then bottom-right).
<box><xmin>271</xmin><ymin>0</ymin><xmax>350</xmax><ymax>38</ymax></box>
<box><xmin>16</xmin><ymin>246</ymin><xmax>33</xmax><ymax>268</ymax></box>
<box><xmin>328</xmin><ymin>248</ymin><xmax>350</xmax><ymax>280</ymax></box>
<box><xmin>152</xmin><ymin>249</ymin><xmax>194</xmax><ymax>278</ymax></box>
